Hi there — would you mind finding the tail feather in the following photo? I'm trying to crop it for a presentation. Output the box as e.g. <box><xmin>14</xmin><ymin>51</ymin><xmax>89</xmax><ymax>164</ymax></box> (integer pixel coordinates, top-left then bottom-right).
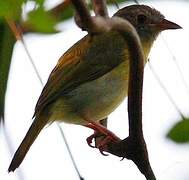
<box><xmin>8</xmin><ymin>116</ymin><xmax>47</xmax><ymax>172</ymax></box>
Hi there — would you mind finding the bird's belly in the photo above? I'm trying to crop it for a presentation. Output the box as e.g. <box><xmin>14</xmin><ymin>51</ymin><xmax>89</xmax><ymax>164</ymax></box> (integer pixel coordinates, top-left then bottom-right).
<box><xmin>50</xmin><ymin>62</ymin><xmax>129</xmax><ymax>125</ymax></box>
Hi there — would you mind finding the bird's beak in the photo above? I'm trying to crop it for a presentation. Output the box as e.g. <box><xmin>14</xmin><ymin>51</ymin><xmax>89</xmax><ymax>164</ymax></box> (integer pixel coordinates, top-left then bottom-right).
<box><xmin>156</xmin><ymin>19</ymin><xmax>182</xmax><ymax>31</ymax></box>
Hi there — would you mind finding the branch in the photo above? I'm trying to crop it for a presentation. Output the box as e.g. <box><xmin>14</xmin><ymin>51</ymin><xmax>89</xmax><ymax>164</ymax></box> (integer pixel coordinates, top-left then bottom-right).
<box><xmin>72</xmin><ymin>0</ymin><xmax>122</xmax><ymax>34</ymax></box>
<box><xmin>72</xmin><ymin>0</ymin><xmax>109</xmax><ymax>33</ymax></box>
<box><xmin>104</xmin><ymin>18</ymin><xmax>156</xmax><ymax>179</ymax></box>
<box><xmin>92</xmin><ymin>0</ymin><xmax>108</xmax><ymax>17</ymax></box>
<box><xmin>69</xmin><ymin>1</ymin><xmax>156</xmax><ymax>179</ymax></box>
<box><xmin>71</xmin><ymin>0</ymin><xmax>95</xmax><ymax>32</ymax></box>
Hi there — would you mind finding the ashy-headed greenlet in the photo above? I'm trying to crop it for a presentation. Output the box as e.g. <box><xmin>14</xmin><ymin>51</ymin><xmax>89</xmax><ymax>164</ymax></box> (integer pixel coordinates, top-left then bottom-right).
<box><xmin>8</xmin><ymin>5</ymin><xmax>181</xmax><ymax>172</ymax></box>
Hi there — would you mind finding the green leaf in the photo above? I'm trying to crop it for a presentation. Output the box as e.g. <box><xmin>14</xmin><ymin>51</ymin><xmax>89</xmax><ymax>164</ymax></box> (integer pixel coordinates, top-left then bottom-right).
<box><xmin>167</xmin><ymin>118</ymin><xmax>189</xmax><ymax>143</ymax></box>
<box><xmin>0</xmin><ymin>20</ymin><xmax>16</xmax><ymax>123</ymax></box>
<box><xmin>0</xmin><ymin>0</ymin><xmax>24</xmax><ymax>19</ymax></box>
<box><xmin>50</xmin><ymin>5</ymin><xmax>74</xmax><ymax>22</ymax></box>
<box><xmin>26</xmin><ymin>7</ymin><xmax>58</xmax><ymax>33</ymax></box>
<box><xmin>35</xmin><ymin>0</ymin><xmax>45</xmax><ymax>6</ymax></box>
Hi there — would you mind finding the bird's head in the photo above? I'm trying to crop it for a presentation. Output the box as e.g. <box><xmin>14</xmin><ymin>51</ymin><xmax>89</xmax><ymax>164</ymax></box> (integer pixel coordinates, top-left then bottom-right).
<box><xmin>113</xmin><ymin>5</ymin><xmax>181</xmax><ymax>58</ymax></box>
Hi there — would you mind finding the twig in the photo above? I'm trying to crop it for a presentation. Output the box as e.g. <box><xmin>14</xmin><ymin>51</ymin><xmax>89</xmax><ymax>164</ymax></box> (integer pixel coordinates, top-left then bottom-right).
<box><xmin>6</xmin><ymin>20</ymin><xmax>43</xmax><ymax>85</ymax></box>
<box><xmin>70</xmin><ymin>0</ymin><xmax>156</xmax><ymax>179</ymax></box>
<box><xmin>92</xmin><ymin>0</ymin><xmax>108</xmax><ymax>17</ymax></box>
<box><xmin>71</xmin><ymin>0</ymin><xmax>94</xmax><ymax>31</ymax></box>
<box><xmin>105</xmin><ymin>18</ymin><xmax>156</xmax><ymax>180</ymax></box>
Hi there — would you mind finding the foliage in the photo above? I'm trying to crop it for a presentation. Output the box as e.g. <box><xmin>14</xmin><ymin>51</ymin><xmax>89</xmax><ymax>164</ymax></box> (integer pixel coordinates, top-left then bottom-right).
<box><xmin>25</xmin><ymin>7</ymin><xmax>58</xmax><ymax>33</ymax></box>
<box><xmin>0</xmin><ymin>0</ymin><xmax>24</xmax><ymax>20</ymax></box>
<box><xmin>0</xmin><ymin>21</ymin><xmax>16</xmax><ymax>121</ymax></box>
<box><xmin>167</xmin><ymin>117</ymin><xmax>189</xmax><ymax>143</ymax></box>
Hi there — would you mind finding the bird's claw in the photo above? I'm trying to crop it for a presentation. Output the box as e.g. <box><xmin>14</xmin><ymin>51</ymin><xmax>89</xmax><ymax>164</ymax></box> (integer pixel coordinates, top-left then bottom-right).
<box><xmin>98</xmin><ymin>146</ymin><xmax>109</xmax><ymax>156</ymax></box>
<box><xmin>86</xmin><ymin>128</ymin><xmax>121</xmax><ymax>156</ymax></box>
<box><xmin>86</xmin><ymin>134</ymin><xmax>96</xmax><ymax>148</ymax></box>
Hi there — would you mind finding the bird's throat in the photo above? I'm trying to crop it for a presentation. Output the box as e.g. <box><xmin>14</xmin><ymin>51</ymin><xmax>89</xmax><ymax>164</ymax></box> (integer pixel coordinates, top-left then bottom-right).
<box><xmin>140</xmin><ymin>33</ymin><xmax>159</xmax><ymax>61</ymax></box>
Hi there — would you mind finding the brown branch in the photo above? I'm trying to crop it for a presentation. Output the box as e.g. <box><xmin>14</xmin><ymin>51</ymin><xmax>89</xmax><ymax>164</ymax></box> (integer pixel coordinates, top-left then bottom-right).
<box><xmin>71</xmin><ymin>0</ymin><xmax>95</xmax><ymax>32</ymax></box>
<box><xmin>66</xmin><ymin>1</ymin><xmax>156</xmax><ymax>179</ymax></box>
<box><xmin>92</xmin><ymin>0</ymin><xmax>108</xmax><ymax>17</ymax></box>
<box><xmin>71</xmin><ymin>0</ymin><xmax>112</xmax><ymax>33</ymax></box>
<box><xmin>5</xmin><ymin>19</ymin><xmax>22</xmax><ymax>40</ymax></box>
<box><xmin>103</xmin><ymin>17</ymin><xmax>156</xmax><ymax>180</ymax></box>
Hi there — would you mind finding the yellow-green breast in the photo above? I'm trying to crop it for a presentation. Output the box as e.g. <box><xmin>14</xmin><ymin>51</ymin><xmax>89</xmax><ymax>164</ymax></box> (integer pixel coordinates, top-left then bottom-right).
<box><xmin>49</xmin><ymin>59</ymin><xmax>129</xmax><ymax>125</ymax></box>
<box><xmin>48</xmin><ymin>32</ymin><xmax>151</xmax><ymax>125</ymax></box>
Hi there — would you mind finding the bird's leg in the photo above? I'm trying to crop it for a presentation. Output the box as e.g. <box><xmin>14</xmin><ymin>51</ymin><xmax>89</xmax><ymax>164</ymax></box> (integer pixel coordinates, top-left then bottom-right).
<box><xmin>84</xmin><ymin>120</ymin><xmax>121</xmax><ymax>154</ymax></box>
<box><xmin>85</xmin><ymin>122</ymin><xmax>120</xmax><ymax>141</ymax></box>
<box><xmin>95</xmin><ymin>119</ymin><xmax>107</xmax><ymax>146</ymax></box>
<box><xmin>85</xmin><ymin>130</ymin><xmax>105</xmax><ymax>148</ymax></box>
<box><xmin>86</xmin><ymin>119</ymin><xmax>108</xmax><ymax>148</ymax></box>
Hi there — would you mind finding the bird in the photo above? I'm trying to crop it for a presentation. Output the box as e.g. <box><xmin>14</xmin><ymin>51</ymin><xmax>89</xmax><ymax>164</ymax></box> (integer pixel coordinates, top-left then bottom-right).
<box><xmin>8</xmin><ymin>4</ymin><xmax>181</xmax><ymax>172</ymax></box>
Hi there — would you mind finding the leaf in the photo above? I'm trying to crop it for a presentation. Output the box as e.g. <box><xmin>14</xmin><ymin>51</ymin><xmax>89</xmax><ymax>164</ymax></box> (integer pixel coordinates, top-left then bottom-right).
<box><xmin>25</xmin><ymin>7</ymin><xmax>58</xmax><ymax>33</ymax></box>
<box><xmin>0</xmin><ymin>0</ymin><xmax>24</xmax><ymax>19</ymax></box>
<box><xmin>0</xmin><ymin>20</ymin><xmax>16</xmax><ymax>123</ymax></box>
<box><xmin>35</xmin><ymin>0</ymin><xmax>45</xmax><ymax>6</ymax></box>
<box><xmin>167</xmin><ymin>118</ymin><xmax>189</xmax><ymax>143</ymax></box>
<box><xmin>49</xmin><ymin>3</ymin><xmax>74</xmax><ymax>22</ymax></box>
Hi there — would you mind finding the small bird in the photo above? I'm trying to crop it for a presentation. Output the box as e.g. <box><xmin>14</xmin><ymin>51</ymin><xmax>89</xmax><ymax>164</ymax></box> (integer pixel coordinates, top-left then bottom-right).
<box><xmin>8</xmin><ymin>5</ymin><xmax>181</xmax><ymax>172</ymax></box>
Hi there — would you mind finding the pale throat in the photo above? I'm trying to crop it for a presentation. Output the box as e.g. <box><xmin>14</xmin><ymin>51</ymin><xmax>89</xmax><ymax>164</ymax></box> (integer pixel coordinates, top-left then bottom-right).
<box><xmin>140</xmin><ymin>33</ymin><xmax>159</xmax><ymax>62</ymax></box>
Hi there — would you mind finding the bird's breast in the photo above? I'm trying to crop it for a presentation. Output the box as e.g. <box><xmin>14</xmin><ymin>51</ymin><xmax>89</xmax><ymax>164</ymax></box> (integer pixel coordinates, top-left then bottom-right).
<box><xmin>50</xmin><ymin>61</ymin><xmax>129</xmax><ymax>125</ymax></box>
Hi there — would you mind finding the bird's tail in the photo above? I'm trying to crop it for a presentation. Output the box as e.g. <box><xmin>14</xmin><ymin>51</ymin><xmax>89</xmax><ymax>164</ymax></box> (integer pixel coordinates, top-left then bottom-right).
<box><xmin>8</xmin><ymin>115</ymin><xmax>47</xmax><ymax>172</ymax></box>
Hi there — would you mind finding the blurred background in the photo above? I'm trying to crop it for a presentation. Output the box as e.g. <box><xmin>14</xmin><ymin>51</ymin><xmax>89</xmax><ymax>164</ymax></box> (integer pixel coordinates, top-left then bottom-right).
<box><xmin>1</xmin><ymin>0</ymin><xmax>189</xmax><ymax>180</ymax></box>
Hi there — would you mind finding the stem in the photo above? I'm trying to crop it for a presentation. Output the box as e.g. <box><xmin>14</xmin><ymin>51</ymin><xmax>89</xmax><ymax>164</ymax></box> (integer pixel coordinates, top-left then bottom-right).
<box><xmin>99</xmin><ymin>17</ymin><xmax>157</xmax><ymax>180</ymax></box>
<box><xmin>92</xmin><ymin>0</ymin><xmax>108</xmax><ymax>17</ymax></box>
<box><xmin>71</xmin><ymin>0</ymin><xmax>94</xmax><ymax>31</ymax></box>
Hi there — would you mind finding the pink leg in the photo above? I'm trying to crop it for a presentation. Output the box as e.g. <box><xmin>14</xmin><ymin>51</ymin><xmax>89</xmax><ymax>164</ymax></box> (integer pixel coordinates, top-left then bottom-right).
<box><xmin>85</xmin><ymin>121</ymin><xmax>120</xmax><ymax>141</ymax></box>
<box><xmin>86</xmin><ymin>131</ymin><xmax>102</xmax><ymax>148</ymax></box>
<box><xmin>84</xmin><ymin>120</ymin><xmax>121</xmax><ymax>154</ymax></box>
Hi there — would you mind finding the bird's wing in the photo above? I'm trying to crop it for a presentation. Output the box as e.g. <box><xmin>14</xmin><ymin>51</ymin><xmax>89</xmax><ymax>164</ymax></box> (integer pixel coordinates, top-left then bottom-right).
<box><xmin>34</xmin><ymin>32</ymin><xmax>126</xmax><ymax>117</ymax></box>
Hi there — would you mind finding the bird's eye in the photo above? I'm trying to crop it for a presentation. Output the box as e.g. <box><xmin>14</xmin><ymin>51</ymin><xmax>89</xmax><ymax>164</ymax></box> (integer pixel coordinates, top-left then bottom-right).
<box><xmin>137</xmin><ymin>14</ymin><xmax>147</xmax><ymax>24</ymax></box>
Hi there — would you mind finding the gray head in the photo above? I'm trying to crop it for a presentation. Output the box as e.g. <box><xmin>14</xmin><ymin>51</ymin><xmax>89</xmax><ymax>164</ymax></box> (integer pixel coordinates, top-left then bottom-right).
<box><xmin>113</xmin><ymin>5</ymin><xmax>181</xmax><ymax>58</ymax></box>
<box><xmin>113</xmin><ymin>5</ymin><xmax>181</xmax><ymax>41</ymax></box>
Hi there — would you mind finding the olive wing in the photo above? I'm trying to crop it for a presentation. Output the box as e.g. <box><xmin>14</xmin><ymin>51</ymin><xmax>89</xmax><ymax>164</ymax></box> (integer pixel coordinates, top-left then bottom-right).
<box><xmin>34</xmin><ymin>33</ymin><xmax>125</xmax><ymax>117</ymax></box>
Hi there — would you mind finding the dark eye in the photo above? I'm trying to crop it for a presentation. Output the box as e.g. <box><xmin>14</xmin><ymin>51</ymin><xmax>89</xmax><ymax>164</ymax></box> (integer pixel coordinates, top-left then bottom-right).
<box><xmin>137</xmin><ymin>14</ymin><xmax>147</xmax><ymax>24</ymax></box>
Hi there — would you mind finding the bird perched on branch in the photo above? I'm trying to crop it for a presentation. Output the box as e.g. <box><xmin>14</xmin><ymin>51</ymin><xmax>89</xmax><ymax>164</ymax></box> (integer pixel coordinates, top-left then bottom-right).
<box><xmin>8</xmin><ymin>5</ymin><xmax>181</xmax><ymax>172</ymax></box>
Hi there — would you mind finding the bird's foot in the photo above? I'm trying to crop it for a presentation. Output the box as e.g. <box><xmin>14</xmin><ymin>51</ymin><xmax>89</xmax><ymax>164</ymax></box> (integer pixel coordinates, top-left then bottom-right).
<box><xmin>86</xmin><ymin>132</ymin><xmax>120</xmax><ymax>155</ymax></box>
<box><xmin>85</xmin><ymin>121</ymin><xmax>121</xmax><ymax>155</ymax></box>
<box><xmin>97</xmin><ymin>136</ymin><xmax>116</xmax><ymax>156</ymax></box>
<box><xmin>86</xmin><ymin>131</ymin><xmax>104</xmax><ymax>148</ymax></box>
